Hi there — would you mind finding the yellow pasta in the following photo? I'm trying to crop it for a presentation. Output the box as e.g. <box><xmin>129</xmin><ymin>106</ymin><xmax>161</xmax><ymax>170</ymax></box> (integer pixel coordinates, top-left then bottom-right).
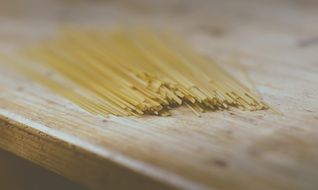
<box><xmin>7</xmin><ymin>28</ymin><xmax>269</xmax><ymax>116</ymax></box>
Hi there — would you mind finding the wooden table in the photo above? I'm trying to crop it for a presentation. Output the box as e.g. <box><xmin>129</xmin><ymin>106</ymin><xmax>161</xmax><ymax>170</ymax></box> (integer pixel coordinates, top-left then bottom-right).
<box><xmin>1</xmin><ymin>0</ymin><xmax>318</xmax><ymax>189</ymax></box>
<box><xmin>0</xmin><ymin>149</ymin><xmax>84</xmax><ymax>190</ymax></box>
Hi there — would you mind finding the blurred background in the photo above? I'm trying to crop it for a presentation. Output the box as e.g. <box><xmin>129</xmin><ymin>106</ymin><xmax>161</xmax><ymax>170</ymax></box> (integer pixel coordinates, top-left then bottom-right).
<box><xmin>0</xmin><ymin>149</ymin><xmax>85</xmax><ymax>190</ymax></box>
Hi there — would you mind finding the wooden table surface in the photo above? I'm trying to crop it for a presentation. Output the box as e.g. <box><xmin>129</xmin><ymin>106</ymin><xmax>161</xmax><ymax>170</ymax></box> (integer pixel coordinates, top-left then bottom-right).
<box><xmin>1</xmin><ymin>0</ymin><xmax>318</xmax><ymax>189</ymax></box>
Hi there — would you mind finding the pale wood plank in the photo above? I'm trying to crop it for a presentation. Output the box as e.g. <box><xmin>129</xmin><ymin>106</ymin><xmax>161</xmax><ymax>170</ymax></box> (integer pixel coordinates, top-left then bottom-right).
<box><xmin>0</xmin><ymin>0</ymin><xmax>318</xmax><ymax>189</ymax></box>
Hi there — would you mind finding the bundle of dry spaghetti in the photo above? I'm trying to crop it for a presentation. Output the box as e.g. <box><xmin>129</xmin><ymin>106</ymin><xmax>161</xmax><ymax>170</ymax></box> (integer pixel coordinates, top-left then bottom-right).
<box><xmin>6</xmin><ymin>28</ymin><xmax>268</xmax><ymax>116</ymax></box>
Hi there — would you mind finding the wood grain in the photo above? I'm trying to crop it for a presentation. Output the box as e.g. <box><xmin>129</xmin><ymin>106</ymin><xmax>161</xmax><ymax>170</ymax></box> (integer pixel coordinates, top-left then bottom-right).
<box><xmin>1</xmin><ymin>0</ymin><xmax>318</xmax><ymax>189</ymax></box>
